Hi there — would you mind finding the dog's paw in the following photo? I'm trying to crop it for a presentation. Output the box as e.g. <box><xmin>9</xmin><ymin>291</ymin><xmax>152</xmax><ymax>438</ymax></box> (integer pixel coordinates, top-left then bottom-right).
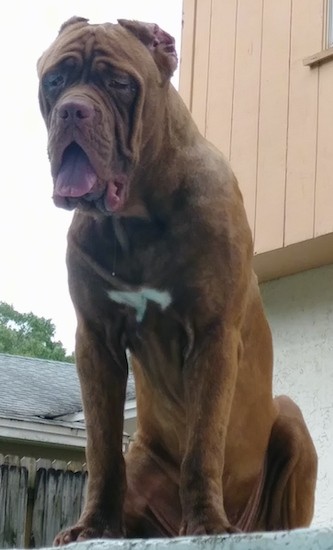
<box><xmin>179</xmin><ymin>515</ymin><xmax>241</xmax><ymax>536</ymax></box>
<box><xmin>53</xmin><ymin>524</ymin><xmax>123</xmax><ymax>546</ymax></box>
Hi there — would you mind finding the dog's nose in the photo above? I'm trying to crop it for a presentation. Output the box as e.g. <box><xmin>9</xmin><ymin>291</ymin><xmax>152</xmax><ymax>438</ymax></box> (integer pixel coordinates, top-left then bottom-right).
<box><xmin>58</xmin><ymin>100</ymin><xmax>94</xmax><ymax>122</ymax></box>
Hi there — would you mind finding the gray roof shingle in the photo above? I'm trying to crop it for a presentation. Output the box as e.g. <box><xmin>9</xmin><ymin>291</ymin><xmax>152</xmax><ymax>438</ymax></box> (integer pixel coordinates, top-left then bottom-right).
<box><xmin>0</xmin><ymin>353</ymin><xmax>136</xmax><ymax>422</ymax></box>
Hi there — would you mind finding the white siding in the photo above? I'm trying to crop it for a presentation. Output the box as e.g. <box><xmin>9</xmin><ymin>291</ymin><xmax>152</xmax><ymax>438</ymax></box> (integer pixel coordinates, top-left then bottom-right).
<box><xmin>261</xmin><ymin>264</ymin><xmax>333</xmax><ymax>526</ymax></box>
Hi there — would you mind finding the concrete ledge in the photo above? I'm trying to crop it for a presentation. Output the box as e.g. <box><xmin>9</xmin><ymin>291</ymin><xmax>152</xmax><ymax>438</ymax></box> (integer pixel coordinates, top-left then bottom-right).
<box><xmin>24</xmin><ymin>527</ymin><xmax>333</xmax><ymax>550</ymax></box>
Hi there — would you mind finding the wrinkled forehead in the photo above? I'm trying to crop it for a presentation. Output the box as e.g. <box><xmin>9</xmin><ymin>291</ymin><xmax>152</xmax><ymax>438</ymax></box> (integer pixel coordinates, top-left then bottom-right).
<box><xmin>37</xmin><ymin>21</ymin><xmax>154</xmax><ymax>80</ymax></box>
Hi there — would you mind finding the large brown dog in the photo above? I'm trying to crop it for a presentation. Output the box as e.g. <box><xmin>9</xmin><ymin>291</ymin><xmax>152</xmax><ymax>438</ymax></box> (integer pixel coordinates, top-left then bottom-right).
<box><xmin>37</xmin><ymin>17</ymin><xmax>317</xmax><ymax>543</ymax></box>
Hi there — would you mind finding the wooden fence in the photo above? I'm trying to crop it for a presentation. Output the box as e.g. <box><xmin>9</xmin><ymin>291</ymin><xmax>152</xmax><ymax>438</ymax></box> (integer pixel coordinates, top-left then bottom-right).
<box><xmin>0</xmin><ymin>454</ymin><xmax>87</xmax><ymax>548</ymax></box>
<box><xmin>0</xmin><ymin>440</ymin><xmax>130</xmax><ymax>548</ymax></box>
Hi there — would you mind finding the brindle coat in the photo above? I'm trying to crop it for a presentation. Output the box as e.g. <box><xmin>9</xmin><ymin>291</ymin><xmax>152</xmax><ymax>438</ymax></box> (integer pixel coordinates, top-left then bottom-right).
<box><xmin>37</xmin><ymin>17</ymin><xmax>317</xmax><ymax>543</ymax></box>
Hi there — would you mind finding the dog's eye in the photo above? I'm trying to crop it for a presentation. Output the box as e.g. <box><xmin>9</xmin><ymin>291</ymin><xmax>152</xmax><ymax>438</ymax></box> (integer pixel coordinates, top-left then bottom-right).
<box><xmin>107</xmin><ymin>78</ymin><xmax>131</xmax><ymax>91</ymax></box>
<box><xmin>44</xmin><ymin>73</ymin><xmax>65</xmax><ymax>92</ymax></box>
<box><xmin>104</xmin><ymin>74</ymin><xmax>137</xmax><ymax>95</ymax></box>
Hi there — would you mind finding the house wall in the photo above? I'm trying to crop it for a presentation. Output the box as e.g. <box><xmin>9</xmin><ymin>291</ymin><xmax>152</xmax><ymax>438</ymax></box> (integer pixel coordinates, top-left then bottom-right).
<box><xmin>124</xmin><ymin>416</ymin><xmax>136</xmax><ymax>437</ymax></box>
<box><xmin>0</xmin><ymin>439</ymin><xmax>85</xmax><ymax>462</ymax></box>
<box><xmin>261</xmin><ymin>264</ymin><xmax>333</xmax><ymax>526</ymax></box>
<box><xmin>180</xmin><ymin>0</ymin><xmax>333</xmax><ymax>280</ymax></box>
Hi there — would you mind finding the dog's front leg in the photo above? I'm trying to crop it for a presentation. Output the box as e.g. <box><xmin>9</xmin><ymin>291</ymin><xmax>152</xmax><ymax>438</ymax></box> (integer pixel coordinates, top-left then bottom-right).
<box><xmin>54</xmin><ymin>319</ymin><xmax>128</xmax><ymax>545</ymax></box>
<box><xmin>179</xmin><ymin>324</ymin><xmax>240</xmax><ymax>536</ymax></box>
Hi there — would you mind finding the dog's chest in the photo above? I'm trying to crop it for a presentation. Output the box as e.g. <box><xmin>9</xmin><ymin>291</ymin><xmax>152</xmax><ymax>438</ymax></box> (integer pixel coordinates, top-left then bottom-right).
<box><xmin>107</xmin><ymin>287</ymin><xmax>172</xmax><ymax>322</ymax></box>
<box><xmin>106</xmin><ymin>284</ymin><xmax>186</xmax><ymax>375</ymax></box>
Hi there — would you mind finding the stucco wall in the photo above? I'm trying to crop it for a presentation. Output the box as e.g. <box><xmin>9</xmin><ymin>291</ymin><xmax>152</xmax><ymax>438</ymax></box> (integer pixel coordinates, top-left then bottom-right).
<box><xmin>261</xmin><ymin>264</ymin><xmax>333</xmax><ymax>527</ymax></box>
<box><xmin>21</xmin><ymin>527</ymin><xmax>333</xmax><ymax>550</ymax></box>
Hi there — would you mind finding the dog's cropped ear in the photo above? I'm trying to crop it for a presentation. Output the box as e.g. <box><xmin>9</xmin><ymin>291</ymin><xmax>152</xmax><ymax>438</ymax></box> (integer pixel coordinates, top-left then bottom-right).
<box><xmin>118</xmin><ymin>19</ymin><xmax>178</xmax><ymax>80</ymax></box>
<box><xmin>58</xmin><ymin>16</ymin><xmax>89</xmax><ymax>35</ymax></box>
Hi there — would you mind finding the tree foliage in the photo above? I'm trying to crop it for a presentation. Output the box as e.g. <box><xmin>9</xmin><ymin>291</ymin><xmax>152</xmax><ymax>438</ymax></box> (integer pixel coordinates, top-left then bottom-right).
<box><xmin>0</xmin><ymin>301</ymin><xmax>74</xmax><ymax>362</ymax></box>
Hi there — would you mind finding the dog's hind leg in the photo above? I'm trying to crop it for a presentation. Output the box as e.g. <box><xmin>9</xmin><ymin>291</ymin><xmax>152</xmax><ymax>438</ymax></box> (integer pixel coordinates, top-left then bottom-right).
<box><xmin>259</xmin><ymin>395</ymin><xmax>317</xmax><ymax>530</ymax></box>
<box><xmin>124</xmin><ymin>440</ymin><xmax>181</xmax><ymax>538</ymax></box>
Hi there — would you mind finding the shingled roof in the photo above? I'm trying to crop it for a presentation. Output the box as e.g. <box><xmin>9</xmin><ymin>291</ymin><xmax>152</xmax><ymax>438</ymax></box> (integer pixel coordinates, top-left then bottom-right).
<box><xmin>0</xmin><ymin>353</ymin><xmax>136</xmax><ymax>422</ymax></box>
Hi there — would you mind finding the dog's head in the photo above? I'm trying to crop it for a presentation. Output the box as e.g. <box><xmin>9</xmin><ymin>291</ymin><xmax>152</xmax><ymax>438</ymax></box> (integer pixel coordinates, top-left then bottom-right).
<box><xmin>37</xmin><ymin>17</ymin><xmax>178</xmax><ymax>215</ymax></box>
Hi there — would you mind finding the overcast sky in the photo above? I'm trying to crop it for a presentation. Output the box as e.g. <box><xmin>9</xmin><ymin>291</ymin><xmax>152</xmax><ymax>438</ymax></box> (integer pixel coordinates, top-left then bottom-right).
<box><xmin>0</xmin><ymin>0</ymin><xmax>182</xmax><ymax>353</ymax></box>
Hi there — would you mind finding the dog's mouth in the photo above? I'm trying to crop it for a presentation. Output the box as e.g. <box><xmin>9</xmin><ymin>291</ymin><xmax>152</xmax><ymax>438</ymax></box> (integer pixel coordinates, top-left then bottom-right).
<box><xmin>53</xmin><ymin>142</ymin><xmax>127</xmax><ymax>214</ymax></box>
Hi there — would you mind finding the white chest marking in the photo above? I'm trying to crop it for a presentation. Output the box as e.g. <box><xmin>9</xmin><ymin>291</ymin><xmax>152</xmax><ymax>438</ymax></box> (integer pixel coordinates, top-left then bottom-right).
<box><xmin>107</xmin><ymin>287</ymin><xmax>172</xmax><ymax>322</ymax></box>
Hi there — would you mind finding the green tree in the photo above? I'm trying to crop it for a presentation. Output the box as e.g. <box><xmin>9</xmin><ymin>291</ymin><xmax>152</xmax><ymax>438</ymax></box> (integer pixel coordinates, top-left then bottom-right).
<box><xmin>0</xmin><ymin>301</ymin><xmax>74</xmax><ymax>362</ymax></box>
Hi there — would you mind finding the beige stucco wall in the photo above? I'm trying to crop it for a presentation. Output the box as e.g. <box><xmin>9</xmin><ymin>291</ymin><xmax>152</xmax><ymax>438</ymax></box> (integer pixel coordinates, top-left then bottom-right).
<box><xmin>261</xmin><ymin>263</ymin><xmax>333</xmax><ymax>526</ymax></box>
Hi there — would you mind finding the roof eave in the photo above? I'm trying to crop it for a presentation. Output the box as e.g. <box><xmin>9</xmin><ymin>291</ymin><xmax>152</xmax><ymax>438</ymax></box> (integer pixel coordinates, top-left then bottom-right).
<box><xmin>0</xmin><ymin>415</ymin><xmax>86</xmax><ymax>449</ymax></box>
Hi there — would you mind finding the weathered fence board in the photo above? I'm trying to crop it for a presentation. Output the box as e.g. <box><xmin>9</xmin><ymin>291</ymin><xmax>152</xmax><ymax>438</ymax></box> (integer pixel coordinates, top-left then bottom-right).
<box><xmin>0</xmin><ymin>455</ymin><xmax>28</xmax><ymax>548</ymax></box>
<box><xmin>0</xmin><ymin>441</ymin><xmax>130</xmax><ymax>548</ymax></box>
<box><xmin>0</xmin><ymin>455</ymin><xmax>87</xmax><ymax>548</ymax></box>
<box><xmin>31</xmin><ymin>460</ymin><xmax>87</xmax><ymax>548</ymax></box>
